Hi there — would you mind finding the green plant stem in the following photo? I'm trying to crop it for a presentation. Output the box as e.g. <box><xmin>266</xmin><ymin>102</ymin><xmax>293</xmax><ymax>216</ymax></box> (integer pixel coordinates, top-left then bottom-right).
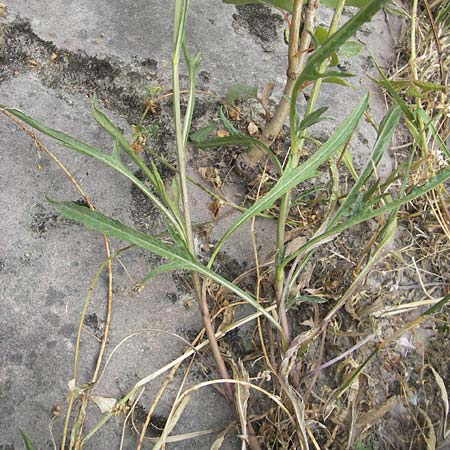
<box><xmin>293</xmin><ymin>0</ymin><xmax>345</xmax><ymax>163</ymax></box>
<box><xmin>244</xmin><ymin>0</ymin><xmax>316</xmax><ymax>165</ymax></box>
<box><xmin>275</xmin><ymin>0</ymin><xmax>345</xmax><ymax>348</ymax></box>
<box><xmin>172</xmin><ymin>4</ymin><xmax>193</xmax><ymax>251</ymax></box>
<box><xmin>273</xmin><ymin>0</ymin><xmax>318</xmax><ymax>347</ymax></box>
<box><xmin>275</xmin><ymin>195</ymin><xmax>291</xmax><ymax>347</ymax></box>
<box><xmin>171</xmin><ymin>0</ymin><xmax>247</xmax><ymax>437</ymax></box>
<box><xmin>410</xmin><ymin>0</ymin><xmax>429</xmax><ymax>158</ymax></box>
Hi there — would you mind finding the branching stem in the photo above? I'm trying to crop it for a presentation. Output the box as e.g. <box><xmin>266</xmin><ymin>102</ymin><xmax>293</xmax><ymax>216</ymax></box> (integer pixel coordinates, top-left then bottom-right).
<box><xmin>275</xmin><ymin>0</ymin><xmax>344</xmax><ymax>349</ymax></box>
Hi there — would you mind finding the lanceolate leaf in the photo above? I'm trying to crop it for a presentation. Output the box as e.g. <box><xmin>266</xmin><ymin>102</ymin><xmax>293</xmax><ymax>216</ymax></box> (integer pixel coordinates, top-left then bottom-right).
<box><xmin>91</xmin><ymin>95</ymin><xmax>156</xmax><ymax>186</ymax></box>
<box><xmin>323</xmin><ymin>76</ymin><xmax>352</xmax><ymax>88</ymax></box>
<box><xmin>330</xmin><ymin>105</ymin><xmax>402</xmax><ymax>226</ymax></box>
<box><xmin>190</xmin><ymin>123</ymin><xmax>217</xmax><ymax>143</ymax></box>
<box><xmin>18</xmin><ymin>429</ymin><xmax>35</xmax><ymax>450</ymax></box>
<box><xmin>416</xmin><ymin>108</ymin><xmax>450</xmax><ymax>160</ymax></box>
<box><xmin>137</xmin><ymin>262</ymin><xmax>186</xmax><ymax>288</ymax></box>
<box><xmin>371</xmin><ymin>59</ymin><xmax>415</xmax><ymax>122</ymax></box>
<box><xmin>0</xmin><ymin>104</ymin><xmax>185</xmax><ymax>239</ymax></box>
<box><xmin>209</xmin><ymin>94</ymin><xmax>369</xmax><ymax>264</ymax></box>
<box><xmin>296</xmin><ymin>106</ymin><xmax>329</xmax><ymax>135</ymax></box>
<box><xmin>47</xmin><ymin>199</ymin><xmax>282</xmax><ymax>331</ymax></box>
<box><xmin>290</xmin><ymin>0</ymin><xmax>387</xmax><ymax>131</ymax></box>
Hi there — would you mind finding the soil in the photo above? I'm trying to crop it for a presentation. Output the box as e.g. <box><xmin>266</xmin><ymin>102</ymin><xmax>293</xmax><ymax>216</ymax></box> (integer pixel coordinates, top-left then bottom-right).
<box><xmin>232</xmin><ymin>4</ymin><xmax>285</xmax><ymax>53</ymax></box>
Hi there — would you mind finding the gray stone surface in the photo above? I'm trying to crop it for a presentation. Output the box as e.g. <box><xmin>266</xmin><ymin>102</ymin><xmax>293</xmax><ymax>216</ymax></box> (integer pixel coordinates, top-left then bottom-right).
<box><xmin>0</xmin><ymin>1</ymin><xmax>399</xmax><ymax>449</ymax></box>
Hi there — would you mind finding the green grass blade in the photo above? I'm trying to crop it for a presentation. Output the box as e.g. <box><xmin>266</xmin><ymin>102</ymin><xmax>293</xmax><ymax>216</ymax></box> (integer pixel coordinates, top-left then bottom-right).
<box><xmin>330</xmin><ymin>105</ymin><xmax>402</xmax><ymax>226</ymax></box>
<box><xmin>18</xmin><ymin>429</ymin><xmax>35</xmax><ymax>450</ymax></box>
<box><xmin>208</xmin><ymin>93</ymin><xmax>369</xmax><ymax>266</ymax></box>
<box><xmin>48</xmin><ymin>199</ymin><xmax>282</xmax><ymax>331</ymax></box>
<box><xmin>371</xmin><ymin>58</ymin><xmax>416</xmax><ymax>123</ymax></box>
<box><xmin>335</xmin><ymin>348</ymin><xmax>379</xmax><ymax>400</ymax></box>
<box><xmin>423</xmin><ymin>292</ymin><xmax>450</xmax><ymax>317</ymax></box>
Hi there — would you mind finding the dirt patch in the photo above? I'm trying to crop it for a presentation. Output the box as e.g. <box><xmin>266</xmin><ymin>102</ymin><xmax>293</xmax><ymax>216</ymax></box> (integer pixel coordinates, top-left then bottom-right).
<box><xmin>0</xmin><ymin>19</ymin><xmax>156</xmax><ymax>123</ymax></box>
<box><xmin>84</xmin><ymin>313</ymin><xmax>105</xmax><ymax>340</ymax></box>
<box><xmin>29</xmin><ymin>200</ymin><xmax>89</xmax><ymax>236</ymax></box>
<box><xmin>130</xmin><ymin>170</ymin><xmax>165</xmax><ymax>234</ymax></box>
<box><xmin>132</xmin><ymin>403</ymin><xmax>168</xmax><ymax>438</ymax></box>
<box><xmin>232</xmin><ymin>4</ymin><xmax>284</xmax><ymax>53</ymax></box>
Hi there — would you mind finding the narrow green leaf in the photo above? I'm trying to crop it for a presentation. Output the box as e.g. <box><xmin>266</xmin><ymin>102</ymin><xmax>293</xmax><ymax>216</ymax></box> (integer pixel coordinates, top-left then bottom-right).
<box><xmin>423</xmin><ymin>293</ymin><xmax>450</xmax><ymax>317</ymax></box>
<box><xmin>91</xmin><ymin>95</ymin><xmax>157</xmax><ymax>186</ymax></box>
<box><xmin>47</xmin><ymin>199</ymin><xmax>282</xmax><ymax>331</ymax></box>
<box><xmin>225</xmin><ymin>84</ymin><xmax>258</xmax><ymax>105</ymax></box>
<box><xmin>48</xmin><ymin>199</ymin><xmax>191</xmax><ymax>262</ymax></box>
<box><xmin>112</xmin><ymin>139</ymin><xmax>120</xmax><ymax>160</ymax></box>
<box><xmin>297</xmin><ymin>106</ymin><xmax>330</xmax><ymax>134</ymax></box>
<box><xmin>413</xmin><ymin>79</ymin><xmax>447</xmax><ymax>92</ymax></box>
<box><xmin>371</xmin><ymin>58</ymin><xmax>415</xmax><ymax>122</ymax></box>
<box><xmin>336</xmin><ymin>348</ymin><xmax>379</xmax><ymax>399</ymax></box>
<box><xmin>435</xmin><ymin>2</ymin><xmax>450</xmax><ymax>25</ymax></box>
<box><xmin>323</xmin><ymin>76</ymin><xmax>352</xmax><ymax>88</ymax></box>
<box><xmin>331</xmin><ymin>105</ymin><xmax>402</xmax><ymax>226</ymax></box>
<box><xmin>285</xmin><ymin>164</ymin><xmax>450</xmax><ymax>266</ymax></box>
<box><xmin>137</xmin><ymin>262</ymin><xmax>185</xmax><ymax>288</ymax></box>
<box><xmin>290</xmin><ymin>0</ymin><xmax>387</xmax><ymax>134</ymax></box>
<box><xmin>18</xmin><ymin>429</ymin><xmax>35</xmax><ymax>450</ymax></box>
<box><xmin>209</xmin><ymin>94</ymin><xmax>369</xmax><ymax>265</ymax></box>
<box><xmin>0</xmin><ymin>103</ymin><xmax>186</xmax><ymax>239</ymax></box>
<box><xmin>322</xmin><ymin>70</ymin><xmax>354</xmax><ymax>79</ymax></box>
<box><xmin>181</xmin><ymin>43</ymin><xmax>202</xmax><ymax>147</ymax></box>
<box><xmin>190</xmin><ymin>123</ymin><xmax>217</xmax><ymax>143</ymax></box>
<box><xmin>416</xmin><ymin>108</ymin><xmax>450</xmax><ymax>160</ymax></box>
<box><xmin>0</xmin><ymin>105</ymin><xmax>115</xmax><ymax>163</ymax></box>
<box><xmin>341</xmin><ymin>148</ymin><xmax>358</xmax><ymax>181</ymax></box>
<box><xmin>287</xmin><ymin>295</ymin><xmax>328</xmax><ymax>309</ymax></box>
<box><xmin>219</xmin><ymin>107</ymin><xmax>240</xmax><ymax>135</ymax></box>
<box><xmin>193</xmin><ymin>135</ymin><xmax>254</xmax><ymax>149</ymax></box>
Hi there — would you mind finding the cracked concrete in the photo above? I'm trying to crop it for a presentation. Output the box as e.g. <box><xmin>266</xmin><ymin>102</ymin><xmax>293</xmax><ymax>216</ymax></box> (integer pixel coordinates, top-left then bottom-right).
<box><xmin>0</xmin><ymin>2</ymin><xmax>399</xmax><ymax>449</ymax></box>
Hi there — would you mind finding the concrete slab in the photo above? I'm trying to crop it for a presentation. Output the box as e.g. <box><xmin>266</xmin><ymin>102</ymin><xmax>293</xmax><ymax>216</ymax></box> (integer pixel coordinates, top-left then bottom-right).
<box><xmin>0</xmin><ymin>1</ymin><xmax>400</xmax><ymax>449</ymax></box>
